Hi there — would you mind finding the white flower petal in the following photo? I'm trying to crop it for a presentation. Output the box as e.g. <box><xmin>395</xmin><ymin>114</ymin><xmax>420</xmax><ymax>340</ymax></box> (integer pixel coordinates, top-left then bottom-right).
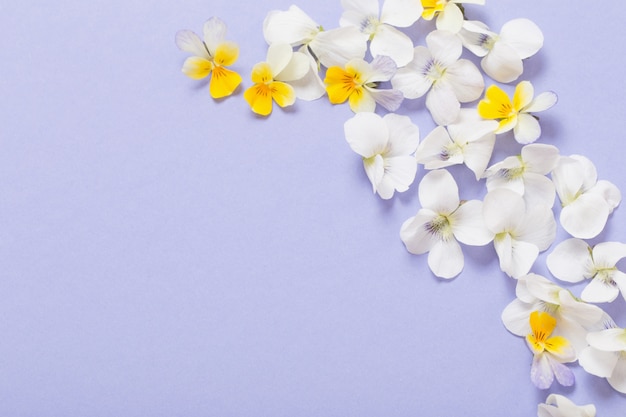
<box><xmin>608</xmin><ymin>357</ymin><xmax>626</xmax><ymax>393</ymax></box>
<box><xmin>263</xmin><ymin>5</ymin><xmax>319</xmax><ymax>46</ymax></box>
<box><xmin>203</xmin><ymin>17</ymin><xmax>227</xmax><ymax>54</ymax></box>
<box><xmin>391</xmin><ymin>47</ymin><xmax>433</xmax><ymax>98</ymax></box>
<box><xmin>310</xmin><ymin>27</ymin><xmax>368</xmax><ymax>68</ymax></box>
<box><xmin>551</xmin><ymin>359</ymin><xmax>575</xmax><ymax>387</ymax></box>
<box><xmin>426</xmin><ymin>83</ymin><xmax>460</xmax><ymax>126</ymax></box>
<box><xmin>367</xmin><ymin>88</ymin><xmax>404</xmax><ymax>112</ymax></box>
<box><xmin>531</xmin><ymin>353</ymin><xmax>554</xmax><ymax>389</ymax></box>
<box><xmin>581</xmin><ymin>277</ymin><xmax>620</xmax><ymax>303</ymax></box>
<box><xmin>524</xmin><ymin>91</ymin><xmax>558</xmax><ymax>113</ymax></box>
<box><xmin>369</xmin><ymin>24</ymin><xmax>415</xmax><ymax>67</ymax></box>
<box><xmin>377</xmin><ymin>155</ymin><xmax>418</xmax><ymax>198</ymax></box>
<box><xmin>444</xmin><ymin>59</ymin><xmax>485</xmax><ymax>102</ymax></box>
<box><xmin>427</xmin><ymin>30</ymin><xmax>462</xmax><ymax>67</ymax></box>
<box><xmin>340</xmin><ymin>0</ymin><xmax>380</xmax><ymax>24</ymax></box>
<box><xmin>587</xmin><ymin>328</ymin><xmax>626</xmax><ymax>352</ymax></box>
<box><xmin>451</xmin><ymin>200</ymin><xmax>493</xmax><ymax>246</ymax></box>
<box><xmin>415</xmin><ymin>126</ymin><xmax>454</xmax><ymax>168</ymax></box>
<box><xmin>579</xmin><ymin>346</ymin><xmax>619</xmax><ymax>378</ymax></box>
<box><xmin>266</xmin><ymin>43</ymin><xmax>294</xmax><ymax>76</ymax></box>
<box><xmin>461</xmin><ymin>135</ymin><xmax>496</xmax><ymax>180</ymax></box>
<box><xmin>400</xmin><ymin>210</ymin><xmax>440</xmax><ymax>254</ymax></box>
<box><xmin>364</xmin><ymin>153</ymin><xmax>385</xmax><ymax>194</ymax></box>
<box><xmin>289</xmin><ymin>53</ymin><xmax>326</xmax><ymax>100</ymax></box>
<box><xmin>383</xmin><ymin>113</ymin><xmax>420</xmax><ymax>157</ymax></box>
<box><xmin>418</xmin><ymin>169</ymin><xmax>460</xmax><ymax>213</ymax></box>
<box><xmin>483</xmin><ymin>188</ymin><xmax>526</xmax><ymax>232</ymax></box>
<box><xmin>588</xmin><ymin>180</ymin><xmax>621</xmax><ymax>213</ymax></box>
<box><xmin>525</xmin><ymin>274</ymin><xmax>561</xmax><ymax>304</ymax></box>
<box><xmin>552</xmin><ymin>156</ymin><xmax>587</xmax><ymax>204</ymax></box>
<box><xmin>436</xmin><ymin>2</ymin><xmax>464</xmax><ymax>33</ymax></box>
<box><xmin>175</xmin><ymin>30</ymin><xmax>210</xmax><ymax>59</ymax></box>
<box><xmin>380</xmin><ymin>0</ymin><xmax>423</xmax><ymax>27</ymax></box>
<box><xmin>344</xmin><ymin>112</ymin><xmax>388</xmax><ymax>158</ymax></box>
<box><xmin>481</xmin><ymin>42</ymin><xmax>523</xmax><ymax>83</ymax></box>
<box><xmin>458</xmin><ymin>20</ymin><xmax>493</xmax><ymax>57</ymax></box>
<box><xmin>522</xmin><ymin>144</ymin><xmax>560</xmax><ymax>175</ymax></box>
<box><xmin>501</xmin><ymin>298</ymin><xmax>533</xmax><ymax>336</ymax></box>
<box><xmin>499</xmin><ymin>18</ymin><xmax>543</xmax><ymax>59</ymax></box>
<box><xmin>368</xmin><ymin>54</ymin><xmax>398</xmax><ymax>82</ymax></box>
<box><xmin>275</xmin><ymin>50</ymin><xmax>311</xmax><ymax>82</ymax></box>
<box><xmin>513</xmin><ymin>113</ymin><xmax>542</xmax><ymax>144</ymax></box>
<box><xmin>593</xmin><ymin>241</ymin><xmax>626</xmax><ymax>268</ymax></box>
<box><xmin>560</xmin><ymin>194</ymin><xmax>610</xmax><ymax>239</ymax></box>
<box><xmin>570</xmin><ymin>154</ymin><xmax>598</xmax><ymax>191</ymax></box>
<box><xmin>428</xmin><ymin>238</ymin><xmax>464</xmax><ymax>279</ymax></box>
<box><xmin>546</xmin><ymin>238</ymin><xmax>591</xmax><ymax>283</ymax></box>
<box><xmin>517</xmin><ymin>204</ymin><xmax>556</xmax><ymax>251</ymax></box>
<box><xmin>522</xmin><ymin>173</ymin><xmax>556</xmax><ymax>208</ymax></box>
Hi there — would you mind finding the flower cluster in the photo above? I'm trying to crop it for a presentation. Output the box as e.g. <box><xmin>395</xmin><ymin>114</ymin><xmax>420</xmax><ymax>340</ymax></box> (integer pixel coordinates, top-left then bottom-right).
<box><xmin>177</xmin><ymin>0</ymin><xmax>625</xmax><ymax>414</ymax></box>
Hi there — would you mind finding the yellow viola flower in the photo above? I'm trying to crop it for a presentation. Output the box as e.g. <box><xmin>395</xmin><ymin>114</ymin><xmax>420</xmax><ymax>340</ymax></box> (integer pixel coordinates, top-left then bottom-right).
<box><xmin>525</xmin><ymin>311</ymin><xmax>576</xmax><ymax>389</ymax></box>
<box><xmin>324</xmin><ymin>56</ymin><xmax>402</xmax><ymax>113</ymax></box>
<box><xmin>477</xmin><ymin>81</ymin><xmax>557</xmax><ymax>144</ymax></box>
<box><xmin>175</xmin><ymin>17</ymin><xmax>242</xmax><ymax>99</ymax></box>
<box><xmin>244</xmin><ymin>43</ymin><xmax>310</xmax><ymax>116</ymax></box>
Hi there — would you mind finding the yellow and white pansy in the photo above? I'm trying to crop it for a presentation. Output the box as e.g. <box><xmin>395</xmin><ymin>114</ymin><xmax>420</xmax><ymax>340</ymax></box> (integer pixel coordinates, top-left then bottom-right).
<box><xmin>459</xmin><ymin>18</ymin><xmax>543</xmax><ymax>83</ymax></box>
<box><xmin>525</xmin><ymin>311</ymin><xmax>576</xmax><ymax>389</ymax></box>
<box><xmin>175</xmin><ymin>17</ymin><xmax>242</xmax><ymax>99</ymax></box>
<box><xmin>551</xmin><ymin>155</ymin><xmax>621</xmax><ymax>239</ymax></box>
<box><xmin>477</xmin><ymin>81</ymin><xmax>557</xmax><ymax>144</ymax></box>
<box><xmin>547</xmin><ymin>239</ymin><xmax>626</xmax><ymax>303</ymax></box>
<box><xmin>392</xmin><ymin>30</ymin><xmax>484</xmax><ymax>126</ymax></box>
<box><xmin>244</xmin><ymin>43</ymin><xmax>310</xmax><ymax>116</ymax></box>
<box><xmin>421</xmin><ymin>0</ymin><xmax>485</xmax><ymax>33</ymax></box>
<box><xmin>339</xmin><ymin>0</ymin><xmax>423</xmax><ymax>66</ymax></box>
<box><xmin>343</xmin><ymin>112</ymin><xmax>420</xmax><ymax>199</ymax></box>
<box><xmin>324</xmin><ymin>55</ymin><xmax>403</xmax><ymax>113</ymax></box>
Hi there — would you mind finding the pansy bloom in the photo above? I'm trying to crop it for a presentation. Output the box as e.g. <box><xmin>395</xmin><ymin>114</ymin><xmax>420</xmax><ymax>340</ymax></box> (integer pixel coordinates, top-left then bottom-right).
<box><xmin>175</xmin><ymin>17</ymin><xmax>242</xmax><ymax>99</ymax></box>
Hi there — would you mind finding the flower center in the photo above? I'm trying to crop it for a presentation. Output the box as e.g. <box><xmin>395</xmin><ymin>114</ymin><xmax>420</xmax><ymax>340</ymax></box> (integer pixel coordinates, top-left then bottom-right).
<box><xmin>360</xmin><ymin>16</ymin><xmax>380</xmax><ymax>38</ymax></box>
<box><xmin>425</xmin><ymin>214</ymin><xmax>453</xmax><ymax>239</ymax></box>
<box><xmin>425</xmin><ymin>60</ymin><xmax>446</xmax><ymax>83</ymax></box>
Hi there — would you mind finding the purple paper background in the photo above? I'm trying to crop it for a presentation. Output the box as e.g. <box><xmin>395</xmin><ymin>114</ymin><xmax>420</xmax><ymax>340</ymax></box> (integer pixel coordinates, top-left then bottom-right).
<box><xmin>2</xmin><ymin>0</ymin><xmax>625</xmax><ymax>415</ymax></box>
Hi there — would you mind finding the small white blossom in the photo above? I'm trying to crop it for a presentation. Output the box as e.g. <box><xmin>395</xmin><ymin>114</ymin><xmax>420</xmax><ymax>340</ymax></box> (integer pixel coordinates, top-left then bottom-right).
<box><xmin>579</xmin><ymin>326</ymin><xmax>626</xmax><ymax>394</ymax></box>
<box><xmin>538</xmin><ymin>394</ymin><xmax>596</xmax><ymax>417</ymax></box>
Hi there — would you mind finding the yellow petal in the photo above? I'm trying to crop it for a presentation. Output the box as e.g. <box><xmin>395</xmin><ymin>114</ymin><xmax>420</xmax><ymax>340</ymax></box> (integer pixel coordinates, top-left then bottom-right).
<box><xmin>325</xmin><ymin>66</ymin><xmax>355</xmax><ymax>104</ymax></box>
<box><xmin>214</xmin><ymin>41</ymin><xmax>239</xmax><ymax>67</ymax></box>
<box><xmin>181</xmin><ymin>56</ymin><xmax>213</xmax><ymax>80</ymax></box>
<box><xmin>348</xmin><ymin>87</ymin><xmax>375</xmax><ymax>113</ymax></box>
<box><xmin>270</xmin><ymin>81</ymin><xmax>295</xmax><ymax>108</ymax></box>
<box><xmin>544</xmin><ymin>336</ymin><xmax>571</xmax><ymax>355</ymax></box>
<box><xmin>513</xmin><ymin>80</ymin><xmax>534</xmax><ymax>111</ymax></box>
<box><xmin>209</xmin><ymin>66</ymin><xmax>242</xmax><ymax>98</ymax></box>
<box><xmin>244</xmin><ymin>83</ymin><xmax>273</xmax><ymax>116</ymax></box>
<box><xmin>250</xmin><ymin>62</ymin><xmax>274</xmax><ymax>84</ymax></box>
<box><xmin>421</xmin><ymin>0</ymin><xmax>445</xmax><ymax>19</ymax></box>
<box><xmin>529</xmin><ymin>311</ymin><xmax>557</xmax><ymax>344</ymax></box>
<box><xmin>496</xmin><ymin>115</ymin><xmax>518</xmax><ymax>133</ymax></box>
<box><xmin>478</xmin><ymin>84</ymin><xmax>513</xmax><ymax>120</ymax></box>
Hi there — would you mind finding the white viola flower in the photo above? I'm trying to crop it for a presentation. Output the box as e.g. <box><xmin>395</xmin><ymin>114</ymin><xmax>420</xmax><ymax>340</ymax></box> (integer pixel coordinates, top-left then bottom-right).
<box><xmin>392</xmin><ymin>30</ymin><xmax>484</xmax><ymax>126</ymax></box>
<box><xmin>538</xmin><ymin>394</ymin><xmax>596</xmax><ymax>417</ymax></box>
<box><xmin>501</xmin><ymin>273</ymin><xmax>605</xmax><ymax>355</ymax></box>
<box><xmin>421</xmin><ymin>0</ymin><xmax>485</xmax><ymax>34</ymax></box>
<box><xmin>340</xmin><ymin>0</ymin><xmax>423</xmax><ymax>67</ymax></box>
<box><xmin>552</xmin><ymin>155</ymin><xmax>622</xmax><ymax>239</ymax></box>
<box><xmin>325</xmin><ymin>55</ymin><xmax>403</xmax><ymax>113</ymax></box>
<box><xmin>483</xmin><ymin>189</ymin><xmax>556</xmax><ymax>279</ymax></box>
<box><xmin>579</xmin><ymin>326</ymin><xmax>626</xmax><ymax>394</ymax></box>
<box><xmin>400</xmin><ymin>169</ymin><xmax>493</xmax><ymax>279</ymax></box>
<box><xmin>263</xmin><ymin>5</ymin><xmax>368</xmax><ymax>68</ymax></box>
<box><xmin>459</xmin><ymin>18</ymin><xmax>543</xmax><ymax>83</ymax></box>
<box><xmin>344</xmin><ymin>113</ymin><xmax>420</xmax><ymax>199</ymax></box>
<box><xmin>477</xmin><ymin>81</ymin><xmax>557</xmax><ymax>144</ymax></box>
<box><xmin>547</xmin><ymin>239</ymin><xmax>626</xmax><ymax>303</ymax></box>
<box><xmin>525</xmin><ymin>310</ymin><xmax>576</xmax><ymax>389</ymax></box>
<box><xmin>415</xmin><ymin>110</ymin><xmax>498</xmax><ymax>179</ymax></box>
<box><xmin>484</xmin><ymin>143</ymin><xmax>560</xmax><ymax>208</ymax></box>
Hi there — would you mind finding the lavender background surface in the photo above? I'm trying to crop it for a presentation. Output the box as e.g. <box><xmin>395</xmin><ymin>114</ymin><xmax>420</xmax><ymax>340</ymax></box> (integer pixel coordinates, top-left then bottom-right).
<box><xmin>2</xmin><ymin>0</ymin><xmax>625</xmax><ymax>415</ymax></box>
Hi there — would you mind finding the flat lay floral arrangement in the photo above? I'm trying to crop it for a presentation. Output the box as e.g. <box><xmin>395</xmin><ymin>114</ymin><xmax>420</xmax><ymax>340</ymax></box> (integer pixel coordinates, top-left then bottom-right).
<box><xmin>176</xmin><ymin>0</ymin><xmax>625</xmax><ymax>415</ymax></box>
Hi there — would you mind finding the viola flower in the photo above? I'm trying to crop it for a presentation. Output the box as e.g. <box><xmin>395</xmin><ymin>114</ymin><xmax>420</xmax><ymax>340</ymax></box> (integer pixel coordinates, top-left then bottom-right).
<box><xmin>501</xmin><ymin>273</ymin><xmax>605</xmax><ymax>355</ymax></box>
<box><xmin>459</xmin><ymin>18</ymin><xmax>544</xmax><ymax>83</ymax></box>
<box><xmin>547</xmin><ymin>239</ymin><xmax>626</xmax><ymax>303</ymax></box>
<box><xmin>525</xmin><ymin>311</ymin><xmax>576</xmax><ymax>389</ymax></box>
<box><xmin>400</xmin><ymin>169</ymin><xmax>493</xmax><ymax>279</ymax></box>
<box><xmin>324</xmin><ymin>55</ymin><xmax>403</xmax><ymax>113</ymax></box>
<box><xmin>392</xmin><ymin>30</ymin><xmax>484</xmax><ymax>126</ymax></box>
<box><xmin>421</xmin><ymin>0</ymin><xmax>485</xmax><ymax>33</ymax></box>
<box><xmin>484</xmin><ymin>143</ymin><xmax>560</xmax><ymax>208</ymax></box>
<box><xmin>339</xmin><ymin>0</ymin><xmax>423</xmax><ymax>66</ymax></box>
<box><xmin>415</xmin><ymin>111</ymin><xmax>498</xmax><ymax>179</ymax></box>
<box><xmin>175</xmin><ymin>17</ymin><xmax>242</xmax><ymax>98</ymax></box>
<box><xmin>344</xmin><ymin>112</ymin><xmax>420</xmax><ymax>199</ymax></box>
<box><xmin>244</xmin><ymin>43</ymin><xmax>310</xmax><ymax>116</ymax></box>
<box><xmin>477</xmin><ymin>81</ymin><xmax>557</xmax><ymax>144</ymax></box>
<box><xmin>483</xmin><ymin>188</ymin><xmax>556</xmax><ymax>278</ymax></box>
<box><xmin>263</xmin><ymin>5</ymin><xmax>367</xmax><ymax>68</ymax></box>
<box><xmin>552</xmin><ymin>155</ymin><xmax>621</xmax><ymax>239</ymax></box>
<box><xmin>579</xmin><ymin>326</ymin><xmax>626</xmax><ymax>394</ymax></box>
<box><xmin>538</xmin><ymin>394</ymin><xmax>596</xmax><ymax>417</ymax></box>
